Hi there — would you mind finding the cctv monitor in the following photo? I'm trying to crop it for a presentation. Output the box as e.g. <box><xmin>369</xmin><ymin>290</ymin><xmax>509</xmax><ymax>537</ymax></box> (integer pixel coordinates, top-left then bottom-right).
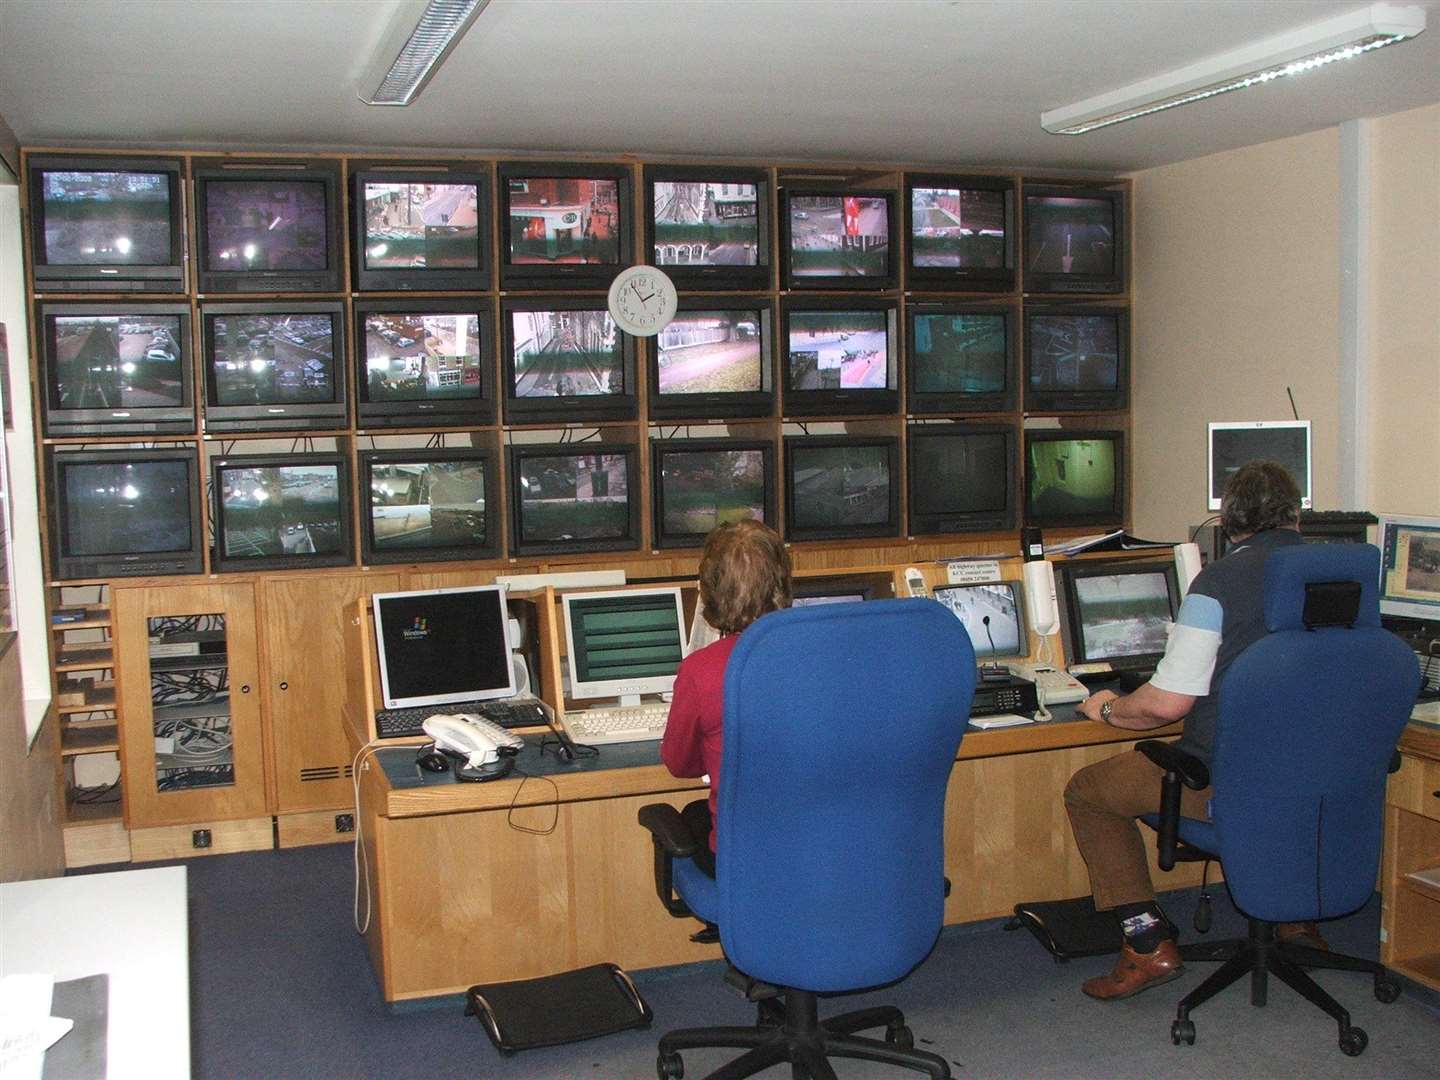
<box><xmin>359</xmin><ymin>448</ymin><xmax>499</xmax><ymax>565</ymax></box>
<box><xmin>933</xmin><ymin>581</ymin><xmax>1029</xmax><ymax>662</ymax></box>
<box><xmin>210</xmin><ymin>453</ymin><xmax>353</xmax><ymax>572</ymax></box>
<box><xmin>781</xmin><ymin>300</ymin><xmax>898</xmax><ymax>417</ymax></box>
<box><xmin>649</xmin><ymin>301</ymin><xmax>774</xmax><ymax>421</ymax></box>
<box><xmin>1022</xmin><ymin>184</ymin><xmax>1126</xmax><ymax>294</ymax></box>
<box><xmin>784</xmin><ymin>436</ymin><xmax>900</xmax><ymax>541</ymax></box>
<box><xmin>371</xmin><ymin>585</ymin><xmax>517</xmax><ymax>710</ymax></box>
<box><xmin>645</xmin><ymin>165</ymin><xmax>770</xmax><ymax>291</ymax></box>
<box><xmin>1024</xmin><ymin>430</ymin><xmax>1125</xmax><ymax>528</ymax></box>
<box><xmin>1057</xmin><ymin>560</ymin><xmax>1179</xmax><ymax>671</ymax></box>
<box><xmin>651</xmin><ymin>438</ymin><xmax>776</xmax><ymax>549</ymax></box>
<box><xmin>502</xmin><ymin>299</ymin><xmax>636</xmax><ymax>425</ymax></box>
<box><xmin>354</xmin><ymin>300</ymin><xmax>493</xmax><ymax>428</ymax></box>
<box><xmin>498</xmin><ymin>163</ymin><xmax>633</xmax><ymax>289</ymax></box>
<box><xmin>351</xmin><ymin>162</ymin><xmax>489</xmax><ymax>291</ymax></box>
<box><xmin>907</xmin><ymin>424</ymin><xmax>1016</xmax><ymax>534</ymax></box>
<box><xmin>1024</xmin><ymin>306</ymin><xmax>1129</xmax><ymax>413</ymax></box>
<box><xmin>905</xmin><ymin>174</ymin><xmax>1016</xmax><ymax>291</ymax></box>
<box><xmin>781</xmin><ymin>188</ymin><xmax>897</xmax><ymax>289</ymax></box>
<box><xmin>906</xmin><ymin>303</ymin><xmax>1017</xmax><ymax>414</ymax></box>
<box><xmin>562</xmin><ymin>587</ymin><xmax>687</xmax><ymax>705</ymax></box>
<box><xmin>1207</xmin><ymin>421</ymin><xmax>1312</xmax><ymax>510</ymax></box>
<box><xmin>507</xmin><ymin>443</ymin><xmax>640</xmax><ymax>556</ymax></box>
<box><xmin>201</xmin><ymin>303</ymin><xmax>347</xmax><ymax>432</ymax></box>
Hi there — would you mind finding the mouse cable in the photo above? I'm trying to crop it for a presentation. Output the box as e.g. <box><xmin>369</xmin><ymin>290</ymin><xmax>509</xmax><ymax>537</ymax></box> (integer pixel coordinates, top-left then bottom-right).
<box><xmin>350</xmin><ymin>740</ymin><xmax>388</xmax><ymax>935</ymax></box>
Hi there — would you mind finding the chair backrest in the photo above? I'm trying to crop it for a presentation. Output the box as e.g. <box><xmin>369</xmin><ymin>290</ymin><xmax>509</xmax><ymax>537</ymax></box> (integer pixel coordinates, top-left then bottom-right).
<box><xmin>1210</xmin><ymin>544</ymin><xmax>1421</xmax><ymax>921</ymax></box>
<box><xmin>715</xmin><ymin>598</ymin><xmax>976</xmax><ymax>992</ymax></box>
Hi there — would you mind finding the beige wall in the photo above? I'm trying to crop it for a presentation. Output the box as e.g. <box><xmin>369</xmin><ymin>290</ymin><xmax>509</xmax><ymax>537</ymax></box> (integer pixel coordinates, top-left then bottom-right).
<box><xmin>1128</xmin><ymin>127</ymin><xmax>1342</xmax><ymax>541</ymax></box>
<box><xmin>1367</xmin><ymin>102</ymin><xmax>1440</xmax><ymax>518</ymax></box>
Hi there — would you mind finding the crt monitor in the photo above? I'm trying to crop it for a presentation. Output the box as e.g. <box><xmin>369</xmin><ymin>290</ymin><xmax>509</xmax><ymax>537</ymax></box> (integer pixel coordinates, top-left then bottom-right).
<box><xmin>498</xmin><ymin>163</ymin><xmax>633</xmax><ymax>289</ymax></box>
<box><xmin>645</xmin><ymin>165</ymin><xmax>770</xmax><ymax>291</ymax></box>
<box><xmin>27</xmin><ymin>155</ymin><xmax>186</xmax><ymax>292</ymax></box>
<box><xmin>648</xmin><ymin>302</ymin><xmax>774</xmax><ymax>421</ymax></box>
<box><xmin>502</xmin><ymin>300</ymin><xmax>636</xmax><ymax>425</ymax></box>
<box><xmin>354</xmin><ymin>300</ymin><xmax>493</xmax><ymax>428</ymax></box>
<box><xmin>781</xmin><ymin>188</ymin><xmax>897</xmax><ymax>290</ymax></box>
<box><xmin>1024</xmin><ymin>430</ymin><xmax>1125</xmax><ymax>528</ymax></box>
<box><xmin>351</xmin><ymin>162</ymin><xmax>489</xmax><ymax>292</ymax></box>
<box><xmin>1208</xmin><ymin>421</ymin><xmax>1312</xmax><ymax>510</ymax></box>
<box><xmin>201</xmin><ymin>304</ymin><xmax>347</xmax><ymax>432</ymax></box>
<box><xmin>651</xmin><ymin>438</ymin><xmax>776</xmax><ymax>550</ymax></box>
<box><xmin>37</xmin><ymin>303</ymin><xmax>194</xmax><ymax>437</ymax></box>
<box><xmin>906</xmin><ymin>303</ymin><xmax>1017</xmax><ymax>415</ymax></box>
<box><xmin>1058</xmin><ymin>560</ymin><xmax>1179</xmax><ymax>671</ymax></box>
<box><xmin>905</xmin><ymin>173</ymin><xmax>1016</xmax><ymax>291</ymax></box>
<box><xmin>933</xmin><ymin>581</ymin><xmax>1029</xmax><ymax>662</ymax></box>
<box><xmin>1022</xmin><ymin>184</ymin><xmax>1126</xmax><ymax>294</ymax></box>
<box><xmin>791</xmin><ymin>586</ymin><xmax>870</xmax><ymax>607</ymax></box>
<box><xmin>781</xmin><ymin>300</ymin><xmax>898</xmax><ymax>417</ymax></box>
<box><xmin>562</xmin><ymin>587</ymin><xmax>688</xmax><ymax>706</ymax></box>
<box><xmin>907</xmin><ymin>424</ymin><xmax>1016</xmax><ymax>535</ymax></box>
<box><xmin>1024</xmin><ymin>306</ymin><xmax>1128</xmax><ymax>413</ymax></box>
<box><xmin>210</xmin><ymin>453</ymin><xmax>353</xmax><ymax>573</ymax></box>
<box><xmin>784</xmin><ymin>436</ymin><xmax>900</xmax><ymax>542</ymax></box>
<box><xmin>507</xmin><ymin>443</ymin><xmax>641</xmax><ymax>557</ymax></box>
<box><xmin>359</xmin><ymin>448</ymin><xmax>499</xmax><ymax>565</ymax></box>
<box><xmin>47</xmin><ymin>448</ymin><xmax>204</xmax><ymax>580</ymax></box>
<box><xmin>193</xmin><ymin>161</ymin><xmax>342</xmax><ymax>292</ymax></box>
<box><xmin>1378</xmin><ymin>514</ymin><xmax>1440</xmax><ymax>629</ymax></box>
<box><xmin>371</xmin><ymin>586</ymin><xmax>517</xmax><ymax>710</ymax></box>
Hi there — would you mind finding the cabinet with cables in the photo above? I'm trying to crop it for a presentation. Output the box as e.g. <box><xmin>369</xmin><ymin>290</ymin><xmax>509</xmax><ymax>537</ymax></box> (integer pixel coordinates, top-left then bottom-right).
<box><xmin>114</xmin><ymin>582</ymin><xmax>268</xmax><ymax>835</ymax></box>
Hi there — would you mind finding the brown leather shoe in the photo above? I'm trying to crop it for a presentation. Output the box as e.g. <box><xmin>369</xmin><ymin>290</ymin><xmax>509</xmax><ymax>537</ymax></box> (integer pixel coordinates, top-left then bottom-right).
<box><xmin>1082</xmin><ymin>940</ymin><xmax>1184</xmax><ymax>1000</ymax></box>
<box><xmin>1276</xmin><ymin>921</ymin><xmax>1330</xmax><ymax>951</ymax></box>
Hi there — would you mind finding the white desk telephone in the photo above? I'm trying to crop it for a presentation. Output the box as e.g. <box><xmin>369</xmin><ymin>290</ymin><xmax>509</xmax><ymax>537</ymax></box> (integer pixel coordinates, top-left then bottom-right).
<box><xmin>422</xmin><ymin>714</ymin><xmax>524</xmax><ymax>768</ymax></box>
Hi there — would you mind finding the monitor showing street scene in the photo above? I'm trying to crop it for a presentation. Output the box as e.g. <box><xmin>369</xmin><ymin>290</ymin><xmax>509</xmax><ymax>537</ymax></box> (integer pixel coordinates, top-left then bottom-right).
<box><xmin>511</xmin><ymin>310</ymin><xmax>622</xmax><ymax>397</ymax></box>
<box><xmin>369</xmin><ymin>460</ymin><xmax>487</xmax><ymax>551</ymax></box>
<box><xmin>39</xmin><ymin>169</ymin><xmax>173</xmax><ymax>265</ymax></box>
<box><xmin>934</xmin><ymin>583</ymin><xmax>1023</xmax><ymax>659</ymax></box>
<box><xmin>51</xmin><ymin>314</ymin><xmax>184</xmax><ymax>409</ymax></box>
<box><xmin>507</xmin><ymin>177</ymin><xmax>621</xmax><ymax>264</ymax></box>
<box><xmin>657</xmin><ymin>311</ymin><xmax>762</xmax><ymax>395</ymax></box>
<box><xmin>211</xmin><ymin>315</ymin><xmax>336</xmax><ymax>405</ymax></box>
<box><xmin>653</xmin><ymin>181</ymin><xmax>760</xmax><ymax>267</ymax></box>
<box><xmin>790</xmin><ymin>444</ymin><xmax>892</xmax><ymax>529</ymax></box>
<box><xmin>788</xmin><ymin>194</ymin><xmax>889</xmax><ymax>277</ymax></box>
<box><xmin>1028</xmin><ymin>313</ymin><xmax>1120</xmax><ymax>390</ymax></box>
<box><xmin>911</xmin><ymin>312</ymin><xmax>1007</xmax><ymax>394</ymax></box>
<box><xmin>659</xmin><ymin>449</ymin><xmax>767</xmax><ymax>535</ymax></box>
<box><xmin>1074</xmin><ymin>572</ymin><xmax>1172</xmax><ymax>661</ymax></box>
<box><xmin>219</xmin><ymin>464</ymin><xmax>344</xmax><ymax>559</ymax></box>
<box><xmin>203</xmin><ymin>179</ymin><xmax>330</xmax><ymax>270</ymax></box>
<box><xmin>788</xmin><ymin>310</ymin><xmax>888</xmax><ymax>390</ymax></box>
<box><xmin>362</xmin><ymin>182</ymin><xmax>479</xmax><ymax>269</ymax></box>
<box><xmin>517</xmin><ymin>453</ymin><xmax>631</xmax><ymax>542</ymax></box>
<box><xmin>910</xmin><ymin>186</ymin><xmax>1006</xmax><ymax>268</ymax></box>
<box><xmin>363</xmin><ymin>313</ymin><xmax>482</xmax><ymax>402</ymax></box>
<box><xmin>1024</xmin><ymin>195</ymin><xmax>1116</xmax><ymax>276</ymax></box>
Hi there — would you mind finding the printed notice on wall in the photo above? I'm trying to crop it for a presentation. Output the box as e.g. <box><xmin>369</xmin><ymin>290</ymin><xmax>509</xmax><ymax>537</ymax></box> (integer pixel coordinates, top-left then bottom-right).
<box><xmin>946</xmin><ymin>560</ymin><xmax>1002</xmax><ymax>585</ymax></box>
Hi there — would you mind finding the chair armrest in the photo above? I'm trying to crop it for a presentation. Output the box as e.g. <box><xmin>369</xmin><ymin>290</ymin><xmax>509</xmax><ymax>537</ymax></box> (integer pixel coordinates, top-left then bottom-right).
<box><xmin>637</xmin><ymin>803</ymin><xmax>696</xmax><ymax>919</ymax></box>
<box><xmin>1136</xmin><ymin>740</ymin><xmax>1210</xmax><ymax>790</ymax></box>
<box><xmin>1136</xmin><ymin>740</ymin><xmax>1210</xmax><ymax>873</ymax></box>
<box><xmin>1389</xmin><ymin>750</ymin><xmax>1402</xmax><ymax>775</ymax></box>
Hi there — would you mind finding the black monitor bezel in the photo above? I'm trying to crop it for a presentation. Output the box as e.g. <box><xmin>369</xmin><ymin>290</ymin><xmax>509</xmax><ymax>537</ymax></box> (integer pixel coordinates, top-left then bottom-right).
<box><xmin>193</xmin><ymin>160</ymin><xmax>343</xmax><ymax>293</ymax></box>
<box><xmin>37</xmin><ymin>301</ymin><xmax>195</xmax><ymax>437</ymax></box>
<box><xmin>358</xmin><ymin>447</ymin><xmax>500</xmax><ymax>565</ymax></box>
<box><xmin>1021</xmin><ymin>183</ymin><xmax>1127</xmax><ymax>296</ymax></box>
<box><xmin>1023</xmin><ymin>304</ymin><xmax>1129</xmax><ymax>414</ymax></box>
<box><xmin>791</xmin><ymin>581</ymin><xmax>875</xmax><ymax>605</ymax></box>
<box><xmin>642</xmin><ymin>164</ymin><xmax>771</xmax><ymax>292</ymax></box>
<box><xmin>349</xmin><ymin>161</ymin><xmax>491</xmax><ymax>292</ymax></box>
<box><xmin>200</xmin><ymin>301</ymin><xmax>348</xmax><ymax>432</ymax></box>
<box><xmin>779</xmin><ymin>186</ymin><xmax>898</xmax><ymax>291</ymax></box>
<box><xmin>932</xmin><ymin>579</ymin><xmax>1031</xmax><ymax>662</ymax></box>
<box><xmin>783</xmin><ymin>434</ymin><xmax>901</xmax><ymax>542</ymax></box>
<box><xmin>353</xmin><ymin>297</ymin><xmax>495</xmax><ymax>429</ymax></box>
<box><xmin>27</xmin><ymin>154</ymin><xmax>187</xmax><ymax>292</ymax></box>
<box><xmin>209</xmin><ymin>451</ymin><xmax>354</xmax><ymax>573</ymax></box>
<box><xmin>497</xmin><ymin>162</ymin><xmax>634</xmax><ymax>290</ymax></box>
<box><xmin>903</xmin><ymin>173</ymin><xmax>1016</xmax><ymax>292</ymax></box>
<box><xmin>501</xmin><ymin>296</ymin><xmax>637</xmax><ymax>426</ymax></box>
<box><xmin>649</xmin><ymin>437</ymin><xmax>777</xmax><ymax>550</ymax></box>
<box><xmin>905</xmin><ymin>301</ymin><xmax>1018</xmax><ymax>415</ymax></box>
<box><xmin>1023</xmin><ymin>428</ymin><xmax>1126</xmax><ymax>529</ymax></box>
<box><xmin>647</xmin><ymin>297</ymin><xmax>775</xmax><ymax>422</ymax></box>
<box><xmin>906</xmin><ymin>422</ymin><xmax>1018</xmax><ymax>536</ymax></box>
<box><xmin>506</xmin><ymin>442</ymin><xmax>642</xmax><ymax>557</ymax></box>
<box><xmin>1057</xmin><ymin>558</ymin><xmax>1180</xmax><ymax>670</ymax></box>
<box><xmin>780</xmin><ymin>296</ymin><xmax>899</xmax><ymax>418</ymax></box>
<box><xmin>47</xmin><ymin>446</ymin><xmax>205</xmax><ymax>580</ymax></box>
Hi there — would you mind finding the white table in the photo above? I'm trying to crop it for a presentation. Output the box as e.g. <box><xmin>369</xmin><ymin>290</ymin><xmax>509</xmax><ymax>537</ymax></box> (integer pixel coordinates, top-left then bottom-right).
<box><xmin>0</xmin><ymin>865</ymin><xmax>189</xmax><ymax>1078</ymax></box>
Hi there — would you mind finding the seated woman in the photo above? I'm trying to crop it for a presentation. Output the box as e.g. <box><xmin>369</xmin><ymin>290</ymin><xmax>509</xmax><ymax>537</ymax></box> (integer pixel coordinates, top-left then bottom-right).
<box><xmin>660</xmin><ymin>519</ymin><xmax>792</xmax><ymax>877</ymax></box>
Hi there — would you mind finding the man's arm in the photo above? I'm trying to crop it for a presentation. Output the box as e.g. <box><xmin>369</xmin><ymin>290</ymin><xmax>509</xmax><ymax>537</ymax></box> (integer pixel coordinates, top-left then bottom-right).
<box><xmin>1078</xmin><ymin>682</ymin><xmax>1195</xmax><ymax>728</ymax></box>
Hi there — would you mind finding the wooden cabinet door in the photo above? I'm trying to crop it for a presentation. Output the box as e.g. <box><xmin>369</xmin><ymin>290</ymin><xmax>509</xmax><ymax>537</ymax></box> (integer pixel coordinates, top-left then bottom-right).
<box><xmin>262</xmin><ymin>573</ymin><xmax>400</xmax><ymax>812</ymax></box>
<box><xmin>114</xmin><ymin>582</ymin><xmax>266</xmax><ymax>828</ymax></box>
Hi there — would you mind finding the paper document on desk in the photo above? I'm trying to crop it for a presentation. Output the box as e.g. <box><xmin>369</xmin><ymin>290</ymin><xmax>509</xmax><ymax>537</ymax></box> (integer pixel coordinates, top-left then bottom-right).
<box><xmin>0</xmin><ymin>973</ymin><xmax>74</xmax><ymax>1080</ymax></box>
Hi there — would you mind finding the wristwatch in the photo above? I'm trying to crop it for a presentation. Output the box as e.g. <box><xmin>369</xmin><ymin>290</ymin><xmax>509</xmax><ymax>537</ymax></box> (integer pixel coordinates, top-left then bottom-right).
<box><xmin>1099</xmin><ymin>700</ymin><xmax>1115</xmax><ymax>723</ymax></box>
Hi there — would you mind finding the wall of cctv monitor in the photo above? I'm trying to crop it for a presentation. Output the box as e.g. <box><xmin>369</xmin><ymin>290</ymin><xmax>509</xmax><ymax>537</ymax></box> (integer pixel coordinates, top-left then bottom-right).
<box><xmin>200</xmin><ymin>303</ymin><xmax>347</xmax><ymax>432</ymax></box>
<box><xmin>780</xmin><ymin>298</ymin><xmax>898</xmax><ymax>417</ymax></box>
<box><xmin>354</xmin><ymin>299</ymin><xmax>494</xmax><ymax>428</ymax></box>
<box><xmin>651</xmin><ymin>438</ymin><xmax>777</xmax><ymax>550</ymax></box>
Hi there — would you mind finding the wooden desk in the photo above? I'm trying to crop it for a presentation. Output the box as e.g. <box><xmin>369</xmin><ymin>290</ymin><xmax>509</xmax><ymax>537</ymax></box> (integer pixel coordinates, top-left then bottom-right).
<box><xmin>352</xmin><ymin>711</ymin><xmax>1194</xmax><ymax>1002</ymax></box>
<box><xmin>1381</xmin><ymin>720</ymin><xmax>1440</xmax><ymax>991</ymax></box>
<box><xmin>0</xmin><ymin>865</ymin><xmax>190</xmax><ymax>1077</ymax></box>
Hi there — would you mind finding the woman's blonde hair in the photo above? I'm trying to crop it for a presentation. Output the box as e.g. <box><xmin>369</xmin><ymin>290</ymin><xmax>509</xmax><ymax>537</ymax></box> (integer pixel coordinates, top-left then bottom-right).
<box><xmin>698</xmin><ymin>519</ymin><xmax>792</xmax><ymax>636</ymax></box>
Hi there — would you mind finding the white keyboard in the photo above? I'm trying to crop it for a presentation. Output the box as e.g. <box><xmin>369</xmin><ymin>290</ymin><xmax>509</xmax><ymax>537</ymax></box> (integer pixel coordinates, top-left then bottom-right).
<box><xmin>969</xmin><ymin>713</ymin><xmax>1035</xmax><ymax>730</ymax></box>
<box><xmin>563</xmin><ymin>703</ymin><xmax>671</xmax><ymax>745</ymax></box>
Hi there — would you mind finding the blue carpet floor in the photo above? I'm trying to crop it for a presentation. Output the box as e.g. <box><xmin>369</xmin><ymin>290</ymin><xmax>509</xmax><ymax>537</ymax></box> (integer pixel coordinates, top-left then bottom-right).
<box><xmin>108</xmin><ymin>843</ymin><xmax>1440</xmax><ymax>1078</ymax></box>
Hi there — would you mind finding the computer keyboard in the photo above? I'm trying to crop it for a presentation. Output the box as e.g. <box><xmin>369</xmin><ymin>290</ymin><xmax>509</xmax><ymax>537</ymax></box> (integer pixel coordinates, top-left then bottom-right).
<box><xmin>375</xmin><ymin>698</ymin><xmax>551</xmax><ymax>740</ymax></box>
<box><xmin>563</xmin><ymin>702</ymin><xmax>671</xmax><ymax>745</ymax></box>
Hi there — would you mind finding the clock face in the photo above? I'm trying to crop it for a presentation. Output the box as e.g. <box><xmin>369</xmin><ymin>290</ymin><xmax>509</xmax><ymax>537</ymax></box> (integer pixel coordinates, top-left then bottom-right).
<box><xmin>607</xmin><ymin>265</ymin><xmax>678</xmax><ymax>337</ymax></box>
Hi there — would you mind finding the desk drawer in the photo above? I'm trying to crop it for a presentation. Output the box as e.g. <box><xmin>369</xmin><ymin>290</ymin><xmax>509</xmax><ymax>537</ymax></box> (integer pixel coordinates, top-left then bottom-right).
<box><xmin>1389</xmin><ymin>755</ymin><xmax>1440</xmax><ymax>822</ymax></box>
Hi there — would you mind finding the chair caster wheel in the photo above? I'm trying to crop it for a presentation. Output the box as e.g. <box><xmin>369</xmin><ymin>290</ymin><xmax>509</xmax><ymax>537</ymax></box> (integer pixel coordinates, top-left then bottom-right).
<box><xmin>1374</xmin><ymin>977</ymin><xmax>1401</xmax><ymax>1004</ymax></box>
<box><xmin>886</xmin><ymin>1023</ymin><xmax>914</xmax><ymax>1050</ymax></box>
<box><xmin>657</xmin><ymin>1050</ymin><xmax>684</xmax><ymax>1078</ymax></box>
<box><xmin>1339</xmin><ymin>1027</ymin><xmax>1368</xmax><ymax>1057</ymax></box>
<box><xmin>1171</xmin><ymin>1019</ymin><xmax>1196</xmax><ymax>1045</ymax></box>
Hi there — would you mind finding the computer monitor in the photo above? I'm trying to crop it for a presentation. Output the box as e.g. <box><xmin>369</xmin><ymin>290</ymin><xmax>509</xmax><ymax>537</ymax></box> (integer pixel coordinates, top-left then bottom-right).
<box><xmin>1024</xmin><ymin>430</ymin><xmax>1125</xmax><ymax>528</ymax></box>
<box><xmin>791</xmin><ymin>587</ymin><xmax>870</xmax><ymax>607</ymax></box>
<box><xmin>371</xmin><ymin>585</ymin><xmax>517</xmax><ymax>710</ymax></box>
<box><xmin>933</xmin><ymin>582</ymin><xmax>1029</xmax><ymax>662</ymax></box>
<box><xmin>561</xmin><ymin>587</ymin><xmax>688</xmax><ymax>706</ymax></box>
<box><xmin>1377</xmin><ymin>514</ymin><xmax>1440</xmax><ymax>629</ymax></box>
<box><xmin>1058</xmin><ymin>560</ymin><xmax>1179</xmax><ymax>671</ymax></box>
<box><xmin>1208</xmin><ymin>421</ymin><xmax>1312</xmax><ymax>510</ymax></box>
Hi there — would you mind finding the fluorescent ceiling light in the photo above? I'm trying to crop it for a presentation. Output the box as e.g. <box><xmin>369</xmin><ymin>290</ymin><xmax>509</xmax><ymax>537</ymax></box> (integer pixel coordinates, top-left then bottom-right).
<box><xmin>358</xmin><ymin>0</ymin><xmax>490</xmax><ymax>107</ymax></box>
<box><xmin>1042</xmin><ymin>2</ymin><xmax>1426</xmax><ymax>135</ymax></box>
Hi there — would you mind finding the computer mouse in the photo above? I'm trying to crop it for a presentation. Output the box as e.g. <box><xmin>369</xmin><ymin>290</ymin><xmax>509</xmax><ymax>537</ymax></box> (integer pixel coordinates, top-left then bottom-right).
<box><xmin>416</xmin><ymin>747</ymin><xmax>451</xmax><ymax>774</ymax></box>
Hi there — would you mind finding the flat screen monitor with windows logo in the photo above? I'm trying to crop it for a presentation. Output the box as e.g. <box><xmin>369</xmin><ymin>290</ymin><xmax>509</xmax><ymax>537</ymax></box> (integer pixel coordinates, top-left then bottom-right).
<box><xmin>371</xmin><ymin>585</ymin><xmax>517</xmax><ymax>709</ymax></box>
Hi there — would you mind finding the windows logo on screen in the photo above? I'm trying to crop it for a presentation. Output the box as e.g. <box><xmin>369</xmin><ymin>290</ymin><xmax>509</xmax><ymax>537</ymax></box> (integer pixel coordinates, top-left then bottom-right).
<box><xmin>402</xmin><ymin>616</ymin><xmax>429</xmax><ymax>641</ymax></box>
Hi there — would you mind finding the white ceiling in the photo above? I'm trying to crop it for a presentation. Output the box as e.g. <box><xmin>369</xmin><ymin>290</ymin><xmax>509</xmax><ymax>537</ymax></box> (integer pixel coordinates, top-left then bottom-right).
<box><xmin>2</xmin><ymin>0</ymin><xmax>1438</xmax><ymax>173</ymax></box>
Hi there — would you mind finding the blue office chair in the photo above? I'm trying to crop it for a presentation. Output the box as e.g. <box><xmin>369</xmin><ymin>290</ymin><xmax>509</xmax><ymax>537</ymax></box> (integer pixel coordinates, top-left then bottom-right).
<box><xmin>1137</xmin><ymin>543</ymin><xmax>1419</xmax><ymax>1056</ymax></box>
<box><xmin>639</xmin><ymin>599</ymin><xmax>977</xmax><ymax>1080</ymax></box>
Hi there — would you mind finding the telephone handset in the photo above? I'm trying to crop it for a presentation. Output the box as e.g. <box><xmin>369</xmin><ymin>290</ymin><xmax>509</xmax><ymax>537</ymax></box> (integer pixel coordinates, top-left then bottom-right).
<box><xmin>904</xmin><ymin>567</ymin><xmax>930</xmax><ymax>598</ymax></box>
<box><xmin>1013</xmin><ymin>559</ymin><xmax>1088</xmax><ymax>704</ymax></box>
<box><xmin>423</xmin><ymin>713</ymin><xmax>524</xmax><ymax>768</ymax></box>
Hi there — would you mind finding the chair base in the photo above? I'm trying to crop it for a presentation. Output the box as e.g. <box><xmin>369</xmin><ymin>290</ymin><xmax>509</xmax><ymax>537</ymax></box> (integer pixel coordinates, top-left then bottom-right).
<box><xmin>656</xmin><ymin>987</ymin><xmax>950</xmax><ymax>1080</ymax></box>
<box><xmin>1172</xmin><ymin>919</ymin><xmax>1401</xmax><ymax>1057</ymax></box>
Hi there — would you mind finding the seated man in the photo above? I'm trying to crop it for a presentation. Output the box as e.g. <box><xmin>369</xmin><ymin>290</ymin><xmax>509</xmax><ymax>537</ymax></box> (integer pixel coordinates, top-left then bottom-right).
<box><xmin>1065</xmin><ymin>461</ymin><xmax>1317</xmax><ymax>1000</ymax></box>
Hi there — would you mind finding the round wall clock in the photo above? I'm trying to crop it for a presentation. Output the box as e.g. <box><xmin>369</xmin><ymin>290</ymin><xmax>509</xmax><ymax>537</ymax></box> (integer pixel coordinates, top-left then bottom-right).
<box><xmin>607</xmin><ymin>265</ymin><xmax>678</xmax><ymax>337</ymax></box>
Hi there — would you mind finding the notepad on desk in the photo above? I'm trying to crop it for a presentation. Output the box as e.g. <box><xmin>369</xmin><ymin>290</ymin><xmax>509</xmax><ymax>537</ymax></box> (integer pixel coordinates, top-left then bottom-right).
<box><xmin>968</xmin><ymin>713</ymin><xmax>1035</xmax><ymax>730</ymax></box>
